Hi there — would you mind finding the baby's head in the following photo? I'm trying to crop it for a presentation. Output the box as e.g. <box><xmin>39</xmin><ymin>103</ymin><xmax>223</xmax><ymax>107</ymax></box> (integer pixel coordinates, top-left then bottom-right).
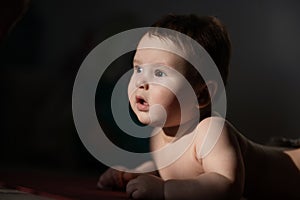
<box><xmin>149</xmin><ymin>14</ymin><xmax>231</xmax><ymax>88</ymax></box>
<box><xmin>128</xmin><ymin>14</ymin><xmax>231</xmax><ymax>127</ymax></box>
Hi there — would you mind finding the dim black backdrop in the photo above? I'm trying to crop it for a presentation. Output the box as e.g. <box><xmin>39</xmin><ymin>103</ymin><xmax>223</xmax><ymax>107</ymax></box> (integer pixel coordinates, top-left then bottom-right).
<box><xmin>1</xmin><ymin>0</ymin><xmax>300</xmax><ymax>174</ymax></box>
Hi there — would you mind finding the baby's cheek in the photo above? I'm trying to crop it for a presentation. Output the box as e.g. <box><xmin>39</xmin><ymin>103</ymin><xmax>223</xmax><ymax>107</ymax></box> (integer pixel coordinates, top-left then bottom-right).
<box><xmin>155</xmin><ymin>88</ymin><xmax>177</xmax><ymax>104</ymax></box>
<box><xmin>127</xmin><ymin>78</ymin><xmax>135</xmax><ymax>99</ymax></box>
<box><xmin>128</xmin><ymin>97</ymin><xmax>134</xmax><ymax>110</ymax></box>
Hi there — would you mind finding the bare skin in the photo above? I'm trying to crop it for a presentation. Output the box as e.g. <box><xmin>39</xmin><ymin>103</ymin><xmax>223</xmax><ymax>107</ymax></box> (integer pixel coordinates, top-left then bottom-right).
<box><xmin>98</xmin><ymin>38</ymin><xmax>300</xmax><ymax>199</ymax></box>
<box><xmin>98</xmin><ymin>118</ymin><xmax>300</xmax><ymax>200</ymax></box>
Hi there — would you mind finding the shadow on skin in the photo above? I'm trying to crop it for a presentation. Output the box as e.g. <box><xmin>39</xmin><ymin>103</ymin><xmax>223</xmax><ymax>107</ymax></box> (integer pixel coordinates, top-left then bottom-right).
<box><xmin>243</xmin><ymin>144</ymin><xmax>300</xmax><ymax>200</ymax></box>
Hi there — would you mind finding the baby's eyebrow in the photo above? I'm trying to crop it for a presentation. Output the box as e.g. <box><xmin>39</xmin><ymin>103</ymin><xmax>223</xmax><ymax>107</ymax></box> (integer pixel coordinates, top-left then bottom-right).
<box><xmin>133</xmin><ymin>58</ymin><xmax>141</xmax><ymax>65</ymax></box>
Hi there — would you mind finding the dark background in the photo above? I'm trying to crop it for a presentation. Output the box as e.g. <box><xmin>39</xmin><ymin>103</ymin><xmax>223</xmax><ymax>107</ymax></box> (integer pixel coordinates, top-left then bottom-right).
<box><xmin>1</xmin><ymin>0</ymin><xmax>300</xmax><ymax>174</ymax></box>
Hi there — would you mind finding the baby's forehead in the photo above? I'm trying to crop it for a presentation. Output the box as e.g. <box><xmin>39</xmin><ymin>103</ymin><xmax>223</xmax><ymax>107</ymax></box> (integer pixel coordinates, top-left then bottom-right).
<box><xmin>136</xmin><ymin>33</ymin><xmax>190</xmax><ymax>56</ymax></box>
<box><xmin>134</xmin><ymin>48</ymin><xmax>186</xmax><ymax>63</ymax></box>
<box><xmin>135</xmin><ymin>33</ymin><xmax>204</xmax><ymax>78</ymax></box>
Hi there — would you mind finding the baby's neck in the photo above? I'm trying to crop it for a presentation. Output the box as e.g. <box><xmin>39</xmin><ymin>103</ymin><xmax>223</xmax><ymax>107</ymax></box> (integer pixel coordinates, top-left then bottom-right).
<box><xmin>162</xmin><ymin>118</ymin><xmax>199</xmax><ymax>142</ymax></box>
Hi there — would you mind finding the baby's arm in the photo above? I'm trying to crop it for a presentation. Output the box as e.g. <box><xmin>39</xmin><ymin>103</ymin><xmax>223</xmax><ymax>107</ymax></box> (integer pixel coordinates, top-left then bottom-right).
<box><xmin>97</xmin><ymin>166</ymin><xmax>128</xmax><ymax>189</ymax></box>
<box><xmin>127</xmin><ymin>119</ymin><xmax>245</xmax><ymax>200</ymax></box>
<box><xmin>164</xmin><ymin>121</ymin><xmax>245</xmax><ymax>200</ymax></box>
<box><xmin>98</xmin><ymin>161</ymin><xmax>159</xmax><ymax>190</ymax></box>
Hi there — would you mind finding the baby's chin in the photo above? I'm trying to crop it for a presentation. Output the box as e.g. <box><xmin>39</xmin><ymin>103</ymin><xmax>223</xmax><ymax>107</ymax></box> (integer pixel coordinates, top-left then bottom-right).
<box><xmin>131</xmin><ymin>103</ymin><xmax>168</xmax><ymax>127</ymax></box>
<box><xmin>135</xmin><ymin>112</ymin><xmax>165</xmax><ymax>127</ymax></box>
<box><xmin>137</xmin><ymin>116</ymin><xmax>151</xmax><ymax>125</ymax></box>
<box><xmin>133</xmin><ymin>109</ymin><xmax>151</xmax><ymax>124</ymax></box>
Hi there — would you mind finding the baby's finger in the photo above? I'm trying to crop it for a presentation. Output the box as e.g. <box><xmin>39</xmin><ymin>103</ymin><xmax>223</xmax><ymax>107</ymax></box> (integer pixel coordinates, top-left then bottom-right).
<box><xmin>126</xmin><ymin>179</ymin><xmax>139</xmax><ymax>198</ymax></box>
<box><xmin>98</xmin><ymin>173</ymin><xmax>113</xmax><ymax>189</ymax></box>
<box><xmin>123</xmin><ymin>172</ymin><xmax>140</xmax><ymax>182</ymax></box>
<box><xmin>97</xmin><ymin>168</ymin><xmax>117</xmax><ymax>188</ymax></box>
<box><xmin>97</xmin><ymin>180</ymin><xmax>112</xmax><ymax>190</ymax></box>
<box><xmin>112</xmin><ymin>170</ymin><xmax>124</xmax><ymax>188</ymax></box>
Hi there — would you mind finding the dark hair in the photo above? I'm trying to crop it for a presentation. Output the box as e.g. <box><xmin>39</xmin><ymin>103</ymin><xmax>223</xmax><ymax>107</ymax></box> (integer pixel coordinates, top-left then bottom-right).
<box><xmin>150</xmin><ymin>14</ymin><xmax>231</xmax><ymax>86</ymax></box>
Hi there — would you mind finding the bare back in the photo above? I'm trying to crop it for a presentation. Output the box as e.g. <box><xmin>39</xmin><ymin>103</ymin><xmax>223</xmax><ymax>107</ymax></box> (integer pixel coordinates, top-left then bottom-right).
<box><xmin>229</xmin><ymin>123</ymin><xmax>300</xmax><ymax>199</ymax></box>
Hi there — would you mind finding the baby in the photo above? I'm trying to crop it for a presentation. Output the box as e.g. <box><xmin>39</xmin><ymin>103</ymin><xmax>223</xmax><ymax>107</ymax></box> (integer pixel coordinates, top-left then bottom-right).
<box><xmin>98</xmin><ymin>14</ymin><xmax>300</xmax><ymax>200</ymax></box>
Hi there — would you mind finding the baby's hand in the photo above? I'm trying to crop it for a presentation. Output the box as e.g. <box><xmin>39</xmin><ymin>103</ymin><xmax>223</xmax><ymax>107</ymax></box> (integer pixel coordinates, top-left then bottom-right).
<box><xmin>97</xmin><ymin>166</ymin><xmax>140</xmax><ymax>190</ymax></box>
<box><xmin>126</xmin><ymin>174</ymin><xmax>164</xmax><ymax>199</ymax></box>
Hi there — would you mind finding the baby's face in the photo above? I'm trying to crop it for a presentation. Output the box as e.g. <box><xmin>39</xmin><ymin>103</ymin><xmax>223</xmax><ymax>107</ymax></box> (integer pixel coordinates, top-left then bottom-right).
<box><xmin>128</xmin><ymin>48</ymin><xmax>199</xmax><ymax>127</ymax></box>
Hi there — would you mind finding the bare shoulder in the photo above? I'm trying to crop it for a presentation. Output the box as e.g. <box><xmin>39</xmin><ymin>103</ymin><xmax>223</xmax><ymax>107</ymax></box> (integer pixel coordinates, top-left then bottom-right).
<box><xmin>195</xmin><ymin>117</ymin><xmax>246</xmax><ymax>158</ymax></box>
<box><xmin>195</xmin><ymin>117</ymin><xmax>245</xmax><ymax>184</ymax></box>
<box><xmin>196</xmin><ymin>117</ymin><xmax>300</xmax><ymax>199</ymax></box>
<box><xmin>285</xmin><ymin>148</ymin><xmax>300</xmax><ymax>170</ymax></box>
<box><xmin>197</xmin><ymin>118</ymin><xmax>300</xmax><ymax>199</ymax></box>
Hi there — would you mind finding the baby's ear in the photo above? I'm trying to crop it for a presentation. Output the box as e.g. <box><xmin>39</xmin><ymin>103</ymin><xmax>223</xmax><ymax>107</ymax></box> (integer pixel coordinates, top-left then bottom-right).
<box><xmin>195</xmin><ymin>81</ymin><xmax>218</xmax><ymax>109</ymax></box>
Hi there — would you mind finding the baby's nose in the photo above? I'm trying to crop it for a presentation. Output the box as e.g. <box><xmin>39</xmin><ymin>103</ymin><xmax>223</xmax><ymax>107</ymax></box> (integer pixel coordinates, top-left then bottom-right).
<box><xmin>135</xmin><ymin>78</ymin><xmax>149</xmax><ymax>90</ymax></box>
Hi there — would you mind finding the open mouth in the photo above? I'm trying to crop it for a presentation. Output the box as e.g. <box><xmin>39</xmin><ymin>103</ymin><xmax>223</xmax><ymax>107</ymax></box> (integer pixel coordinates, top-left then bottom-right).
<box><xmin>136</xmin><ymin>95</ymin><xmax>149</xmax><ymax>111</ymax></box>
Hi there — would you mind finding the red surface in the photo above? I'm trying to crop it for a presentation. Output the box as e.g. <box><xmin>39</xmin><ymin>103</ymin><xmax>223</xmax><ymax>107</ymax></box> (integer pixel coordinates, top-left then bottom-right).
<box><xmin>0</xmin><ymin>169</ymin><xmax>128</xmax><ymax>200</ymax></box>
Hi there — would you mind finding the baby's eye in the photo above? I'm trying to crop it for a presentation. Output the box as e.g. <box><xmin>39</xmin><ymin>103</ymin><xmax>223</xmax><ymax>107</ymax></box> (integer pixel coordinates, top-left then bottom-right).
<box><xmin>154</xmin><ymin>69</ymin><xmax>167</xmax><ymax>77</ymax></box>
<box><xmin>135</xmin><ymin>66</ymin><xmax>143</xmax><ymax>73</ymax></box>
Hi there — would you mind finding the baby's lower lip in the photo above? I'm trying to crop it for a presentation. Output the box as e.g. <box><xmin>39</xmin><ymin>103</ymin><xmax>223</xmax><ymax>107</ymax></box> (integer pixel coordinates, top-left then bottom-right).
<box><xmin>136</xmin><ymin>102</ymin><xmax>149</xmax><ymax>111</ymax></box>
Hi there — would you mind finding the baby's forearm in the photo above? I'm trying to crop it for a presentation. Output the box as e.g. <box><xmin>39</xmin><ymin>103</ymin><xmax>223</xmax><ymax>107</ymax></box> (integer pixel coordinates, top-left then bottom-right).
<box><xmin>132</xmin><ymin>161</ymin><xmax>159</xmax><ymax>178</ymax></box>
<box><xmin>163</xmin><ymin>172</ymin><xmax>241</xmax><ymax>200</ymax></box>
<box><xmin>133</xmin><ymin>161</ymin><xmax>160</xmax><ymax>177</ymax></box>
<box><xmin>147</xmin><ymin>170</ymin><xmax>160</xmax><ymax>177</ymax></box>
